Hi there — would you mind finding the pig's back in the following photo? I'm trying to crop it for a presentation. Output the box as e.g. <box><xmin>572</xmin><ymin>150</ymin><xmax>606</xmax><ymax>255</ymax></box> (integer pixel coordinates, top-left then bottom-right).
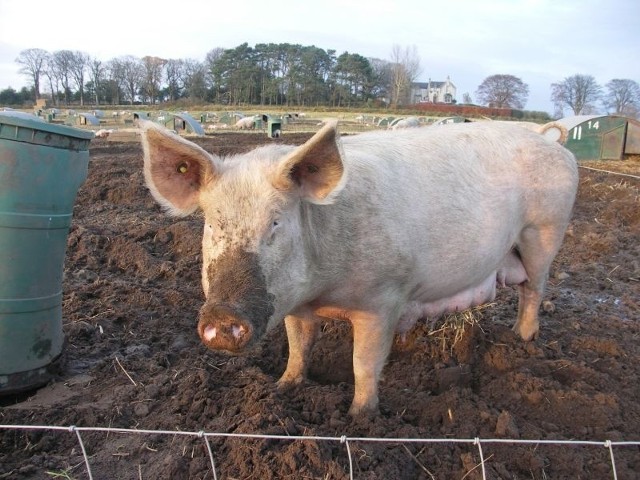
<box><xmin>331</xmin><ymin>122</ymin><xmax>577</xmax><ymax>299</ymax></box>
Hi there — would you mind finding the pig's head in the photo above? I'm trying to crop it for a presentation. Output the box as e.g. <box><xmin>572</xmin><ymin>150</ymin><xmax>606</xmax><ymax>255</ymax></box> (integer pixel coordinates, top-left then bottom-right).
<box><xmin>140</xmin><ymin>120</ymin><xmax>346</xmax><ymax>353</ymax></box>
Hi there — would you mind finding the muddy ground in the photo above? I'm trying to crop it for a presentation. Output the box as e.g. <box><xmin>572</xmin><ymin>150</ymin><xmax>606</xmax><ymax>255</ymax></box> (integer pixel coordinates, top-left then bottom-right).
<box><xmin>1</xmin><ymin>131</ymin><xmax>639</xmax><ymax>479</ymax></box>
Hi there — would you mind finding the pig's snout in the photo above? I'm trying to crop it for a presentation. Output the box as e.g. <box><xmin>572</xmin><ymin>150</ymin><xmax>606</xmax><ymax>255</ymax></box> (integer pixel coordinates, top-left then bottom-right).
<box><xmin>198</xmin><ymin>304</ymin><xmax>254</xmax><ymax>352</ymax></box>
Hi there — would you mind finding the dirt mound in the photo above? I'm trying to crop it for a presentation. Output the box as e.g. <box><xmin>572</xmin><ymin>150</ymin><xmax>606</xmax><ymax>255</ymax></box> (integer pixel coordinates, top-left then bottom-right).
<box><xmin>1</xmin><ymin>134</ymin><xmax>639</xmax><ymax>479</ymax></box>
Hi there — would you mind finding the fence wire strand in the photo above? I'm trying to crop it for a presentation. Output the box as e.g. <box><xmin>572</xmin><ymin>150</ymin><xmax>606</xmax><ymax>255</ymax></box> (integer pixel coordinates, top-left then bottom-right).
<box><xmin>2</xmin><ymin>424</ymin><xmax>638</xmax><ymax>479</ymax></box>
<box><xmin>578</xmin><ymin>164</ymin><xmax>640</xmax><ymax>180</ymax></box>
<box><xmin>605</xmin><ymin>440</ymin><xmax>618</xmax><ymax>480</ymax></box>
<box><xmin>474</xmin><ymin>437</ymin><xmax>487</xmax><ymax>480</ymax></box>
<box><xmin>198</xmin><ymin>430</ymin><xmax>218</xmax><ymax>480</ymax></box>
<box><xmin>69</xmin><ymin>426</ymin><xmax>93</xmax><ymax>480</ymax></box>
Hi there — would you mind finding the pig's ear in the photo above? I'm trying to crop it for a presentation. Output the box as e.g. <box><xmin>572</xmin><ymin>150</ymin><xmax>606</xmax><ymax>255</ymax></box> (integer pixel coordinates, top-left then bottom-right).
<box><xmin>274</xmin><ymin>120</ymin><xmax>346</xmax><ymax>204</ymax></box>
<box><xmin>140</xmin><ymin>121</ymin><xmax>219</xmax><ymax>216</ymax></box>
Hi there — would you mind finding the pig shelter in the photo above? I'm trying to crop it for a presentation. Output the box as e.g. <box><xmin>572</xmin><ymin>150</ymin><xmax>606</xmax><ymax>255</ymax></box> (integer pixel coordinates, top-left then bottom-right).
<box><xmin>558</xmin><ymin>114</ymin><xmax>640</xmax><ymax>161</ymax></box>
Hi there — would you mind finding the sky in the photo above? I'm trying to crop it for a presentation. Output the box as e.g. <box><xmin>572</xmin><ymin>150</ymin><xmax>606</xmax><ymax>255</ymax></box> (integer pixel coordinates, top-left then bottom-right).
<box><xmin>1</xmin><ymin>0</ymin><xmax>638</xmax><ymax>114</ymax></box>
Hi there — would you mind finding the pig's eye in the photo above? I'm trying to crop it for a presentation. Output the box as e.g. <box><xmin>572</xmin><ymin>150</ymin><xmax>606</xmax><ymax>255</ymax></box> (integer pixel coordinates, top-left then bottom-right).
<box><xmin>205</xmin><ymin>224</ymin><xmax>214</xmax><ymax>240</ymax></box>
<box><xmin>266</xmin><ymin>218</ymin><xmax>281</xmax><ymax>245</ymax></box>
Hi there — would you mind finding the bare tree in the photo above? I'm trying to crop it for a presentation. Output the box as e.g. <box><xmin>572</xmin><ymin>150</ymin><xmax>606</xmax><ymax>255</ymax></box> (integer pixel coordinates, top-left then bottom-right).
<box><xmin>183</xmin><ymin>59</ymin><xmax>209</xmax><ymax>102</ymax></box>
<box><xmin>165</xmin><ymin>59</ymin><xmax>185</xmax><ymax>101</ymax></box>
<box><xmin>141</xmin><ymin>56</ymin><xmax>167</xmax><ymax>104</ymax></box>
<box><xmin>551</xmin><ymin>74</ymin><xmax>602</xmax><ymax>115</ymax></box>
<box><xmin>15</xmin><ymin>48</ymin><xmax>49</xmax><ymax>100</ymax></box>
<box><xmin>105</xmin><ymin>58</ymin><xmax>128</xmax><ymax>105</ymax></box>
<box><xmin>204</xmin><ymin>47</ymin><xmax>225</xmax><ymax>70</ymax></box>
<box><xmin>68</xmin><ymin>51</ymin><xmax>90</xmax><ymax>106</ymax></box>
<box><xmin>462</xmin><ymin>92</ymin><xmax>473</xmax><ymax>104</ymax></box>
<box><xmin>603</xmin><ymin>79</ymin><xmax>640</xmax><ymax>116</ymax></box>
<box><xmin>106</xmin><ymin>59</ymin><xmax>122</xmax><ymax>105</ymax></box>
<box><xmin>42</xmin><ymin>56</ymin><xmax>62</xmax><ymax>106</ymax></box>
<box><xmin>388</xmin><ymin>44</ymin><xmax>421</xmax><ymax>108</ymax></box>
<box><xmin>52</xmin><ymin>50</ymin><xmax>75</xmax><ymax>105</ymax></box>
<box><xmin>205</xmin><ymin>47</ymin><xmax>226</xmax><ymax>103</ymax></box>
<box><xmin>367</xmin><ymin>57</ymin><xmax>392</xmax><ymax>101</ymax></box>
<box><xmin>88</xmin><ymin>57</ymin><xmax>105</xmax><ymax>105</ymax></box>
<box><xmin>111</xmin><ymin>56</ymin><xmax>143</xmax><ymax>104</ymax></box>
<box><xmin>476</xmin><ymin>74</ymin><xmax>529</xmax><ymax>109</ymax></box>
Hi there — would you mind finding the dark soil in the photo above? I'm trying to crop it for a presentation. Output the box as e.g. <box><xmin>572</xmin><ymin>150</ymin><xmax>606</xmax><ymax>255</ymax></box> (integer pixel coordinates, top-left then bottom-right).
<box><xmin>1</xmin><ymin>132</ymin><xmax>639</xmax><ymax>480</ymax></box>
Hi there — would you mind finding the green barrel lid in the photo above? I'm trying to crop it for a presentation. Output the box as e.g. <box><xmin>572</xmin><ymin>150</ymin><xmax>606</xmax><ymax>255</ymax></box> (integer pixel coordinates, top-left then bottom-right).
<box><xmin>0</xmin><ymin>111</ymin><xmax>94</xmax><ymax>150</ymax></box>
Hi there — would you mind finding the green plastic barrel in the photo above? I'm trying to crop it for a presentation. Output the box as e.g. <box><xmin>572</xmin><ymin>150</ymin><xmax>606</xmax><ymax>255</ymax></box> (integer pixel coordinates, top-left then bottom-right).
<box><xmin>0</xmin><ymin>111</ymin><xmax>93</xmax><ymax>394</ymax></box>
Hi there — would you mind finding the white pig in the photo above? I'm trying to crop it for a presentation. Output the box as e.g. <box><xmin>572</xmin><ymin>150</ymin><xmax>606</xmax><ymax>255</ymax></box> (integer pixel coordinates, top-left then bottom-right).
<box><xmin>235</xmin><ymin>116</ymin><xmax>255</xmax><ymax>130</ymax></box>
<box><xmin>140</xmin><ymin>120</ymin><xmax>578</xmax><ymax>415</ymax></box>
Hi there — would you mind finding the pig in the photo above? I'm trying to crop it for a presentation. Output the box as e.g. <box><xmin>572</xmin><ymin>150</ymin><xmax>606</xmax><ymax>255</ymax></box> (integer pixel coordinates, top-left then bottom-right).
<box><xmin>235</xmin><ymin>116</ymin><xmax>255</xmax><ymax>130</ymax></box>
<box><xmin>140</xmin><ymin>120</ymin><xmax>579</xmax><ymax>415</ymax></box>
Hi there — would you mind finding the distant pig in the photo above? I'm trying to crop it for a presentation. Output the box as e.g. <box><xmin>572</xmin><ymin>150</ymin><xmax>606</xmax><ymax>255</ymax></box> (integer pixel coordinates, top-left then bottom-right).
<box><xmin>235</xmin><ymin>116</ymin><xmax>255</xmax><ymax>130</ymax></box>
<box><xmin>140</xmin><ymin>120</ymin><xmax>578</xmax><ymax>415</ymax></box>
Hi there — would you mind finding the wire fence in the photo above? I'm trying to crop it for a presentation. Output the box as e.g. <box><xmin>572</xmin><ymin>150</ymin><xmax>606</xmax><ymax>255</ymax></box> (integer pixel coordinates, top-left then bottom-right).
<box><xmin>578</xmin><ymin>164</ymin><xmax>640</xmax><ymax>180</ymax></box>
<box><xmin>1</xmin><ymin>424</ymin><xmax>639</xmax><ymax>480</ymax></box>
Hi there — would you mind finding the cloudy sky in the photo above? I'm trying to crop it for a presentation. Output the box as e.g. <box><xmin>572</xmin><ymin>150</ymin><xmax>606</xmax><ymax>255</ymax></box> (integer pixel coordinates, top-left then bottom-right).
<box><xmin>1</xmin><ymin>0</ymin><xmax>638</xmax><ymax>114</ymax></box>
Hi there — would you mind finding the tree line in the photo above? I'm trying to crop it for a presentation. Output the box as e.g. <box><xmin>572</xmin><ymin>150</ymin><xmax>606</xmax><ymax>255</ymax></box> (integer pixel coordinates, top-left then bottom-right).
<box><xmin>5</xmin><ymin>45</ymin><xmax>639</xmax><ymax>118</ymax></box>
<box><xmin>474</xmin><ymin>74</ymin><xmax>639</xmax><ymax>118</ymax></box>
<box><xmin>8</xmin><ymin>44</ymin><xmax>421</xmax><ymax>109</ymax></box>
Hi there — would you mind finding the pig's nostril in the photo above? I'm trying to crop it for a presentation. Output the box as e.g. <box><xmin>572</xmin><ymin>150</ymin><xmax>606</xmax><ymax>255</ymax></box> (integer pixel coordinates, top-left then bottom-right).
<box><xmin>201</xmin><ymin>322</ymin><xmax>251</xmax><ymax>351</ymax></box>
<box><xmin>232</xmin><ymin>324</ymin><xmax>246</xmax><ymax>339</ymax></box>
<box><xmin>203</xmin><ymin>325</ymin><xmax>217</xmax><ymax>342</ymax></box>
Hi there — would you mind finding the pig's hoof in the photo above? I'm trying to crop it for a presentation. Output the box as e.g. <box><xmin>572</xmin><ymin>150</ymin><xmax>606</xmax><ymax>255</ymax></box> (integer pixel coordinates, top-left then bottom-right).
<box><xmin>348</xmin><ymin>402</ymin><xmax>379</xmax><ymax>417</ymax></box>
<box><xmin>276</xmin><ymin>375</ymin><xmax>304</xmax><ymax>391</ymax></box>
<box><xmin>512</xmin><ymin>323</ymin><xmax>539</xmax><ymax>342</ymax></box>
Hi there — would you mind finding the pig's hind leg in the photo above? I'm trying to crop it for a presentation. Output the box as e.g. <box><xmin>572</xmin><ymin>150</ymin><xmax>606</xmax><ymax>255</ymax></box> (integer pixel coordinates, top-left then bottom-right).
<box><xmin>513</xmin><ymin>223</ymin><xmax>568</xmax><ymax>341</ymax></box>
<box><xmin>277</xmin><ymin>313</ymin><xmax>321</xmax><ymax>387</ymax></box>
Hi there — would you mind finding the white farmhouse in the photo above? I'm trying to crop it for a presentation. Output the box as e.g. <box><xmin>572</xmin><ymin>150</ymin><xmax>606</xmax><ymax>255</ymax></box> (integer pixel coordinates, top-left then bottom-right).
<box><xmin>411</xmin><ymin>76</ymin><xmax>456</xmax><ymax>104</ymax></box>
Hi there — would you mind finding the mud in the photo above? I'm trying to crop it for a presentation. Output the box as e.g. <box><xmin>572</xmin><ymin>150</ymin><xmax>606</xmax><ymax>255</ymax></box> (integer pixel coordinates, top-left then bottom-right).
<box><xmin>1</xmin><ymin>132</ymin><xmax>639</xmax><ymax>479</ymax></box>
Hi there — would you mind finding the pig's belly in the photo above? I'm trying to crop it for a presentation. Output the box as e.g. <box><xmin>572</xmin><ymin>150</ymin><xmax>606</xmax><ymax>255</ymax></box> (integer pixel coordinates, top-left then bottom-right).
<box><xmin>397</xmin><ymin>251</ymin><xmax>528</xmax><ymax>334</ymax></box>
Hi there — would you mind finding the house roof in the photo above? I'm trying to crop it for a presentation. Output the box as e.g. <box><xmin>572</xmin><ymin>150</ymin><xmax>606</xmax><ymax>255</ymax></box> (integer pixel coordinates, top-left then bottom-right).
<box><xmin>413</xmin><ymin>81</ymin><xmax>446</xmax><ymax>89</ymax></box>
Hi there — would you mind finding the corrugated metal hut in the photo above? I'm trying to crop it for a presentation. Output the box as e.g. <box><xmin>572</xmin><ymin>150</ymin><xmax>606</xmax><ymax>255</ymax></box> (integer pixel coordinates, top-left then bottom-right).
<box><xmin>153</xmin><ymin>112</ymin><xmax>204</xmax><ymax>136</ymax></box>
<box><xmin>556</xmin><ymin>115</ymin><xmax>640</xmax><ymax>160</ymax></box>
<box><xmin>432</xmin><ymin>116</ymin><xmax>472</xmax><ymax>125</ymax></box>
<box><xmin>76</xmin><ymin>113</ymin><xmax>100</xmax><ymax>126</ymax></box>
<box><xmin>172</xmin><ymin>112</ymin><xmax>205</xmax><ymax>136</ymax></box>
<box><xmin>216</xmin><ymin>112</ymin><xmax>243</xmax><ymax>126</ymax></box>
<box><xmin>133</xmin><ymin>111</ymin><xmax>150</xmax><ymax>121</ymax></box>
<box><xmin>376</xmin><ymin>117</ymin><xmax>395</xmax><ymax>128</ymax></box>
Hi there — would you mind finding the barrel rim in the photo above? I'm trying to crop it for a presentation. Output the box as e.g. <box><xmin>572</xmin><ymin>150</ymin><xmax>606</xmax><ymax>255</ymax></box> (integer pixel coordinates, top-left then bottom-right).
<box><xmin>0</xmin><ymin>111</ymin><xmax>95</xmax><ymax>141</ymax></box>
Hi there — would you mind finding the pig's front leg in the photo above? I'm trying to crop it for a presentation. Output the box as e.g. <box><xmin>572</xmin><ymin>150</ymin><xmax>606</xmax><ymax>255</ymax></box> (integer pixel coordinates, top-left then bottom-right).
<box><xmin>277</xmin><ymin>313</ymin><xmax>320</xmax><ymax>387</ymax></box>
<box><xmin>348</xmin><ymin>311</ymin><xmax>396</xmax><ymax>416</ymax></box>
